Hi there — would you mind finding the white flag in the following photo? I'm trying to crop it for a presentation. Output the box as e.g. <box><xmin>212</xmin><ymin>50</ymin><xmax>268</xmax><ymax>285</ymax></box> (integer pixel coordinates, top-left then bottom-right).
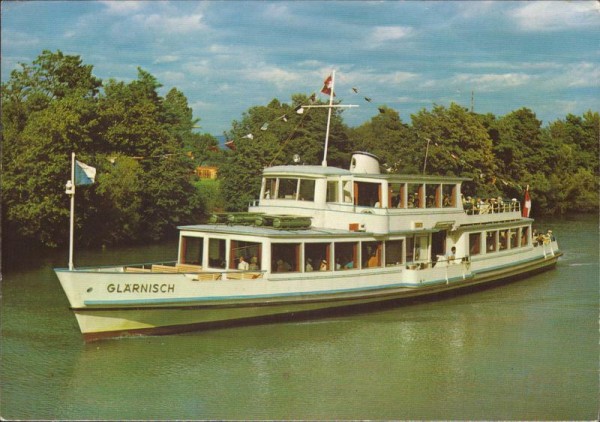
<box><xmin>75</xmin><ymin>160</ymin><xmax>96</xmax><ymax>186</ymax></box>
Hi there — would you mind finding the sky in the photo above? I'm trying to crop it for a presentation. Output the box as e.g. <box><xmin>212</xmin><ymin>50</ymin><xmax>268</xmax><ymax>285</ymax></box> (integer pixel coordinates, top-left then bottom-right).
<box><xmin>2</xmin><ymin>0</ymin><xmax>599</xmax><ymax>136</ymax></box>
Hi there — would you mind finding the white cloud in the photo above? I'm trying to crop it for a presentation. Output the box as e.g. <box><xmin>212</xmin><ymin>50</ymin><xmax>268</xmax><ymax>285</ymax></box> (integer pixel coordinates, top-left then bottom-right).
<box><xmin>454</xmin><ymin>1</ymin><xmax>497</xmax><ymax>19</ymax></box>
<box><xmin>100</xmin><ymin>0</ymin><xmax>144</xmax><ymax>15</ymax></box>
<box><xmin>159</xmin><ymin>71</ymin><xmax>186</xmax><ymax>84</ymax></box>
<box><xmin>246</xmin><ymin>67</ymin><xmax>303</xmax><ymax>89</ymax></box>
<box><xmin>134</xmin><ymin>13</ymin><xmax>205</xmax><ymax>34</ymax></box>
<box><xmin>2</xmin><ymin>29</ymin><xmax>40</xmax><ymax>48</ymax></box>
<box><xmin>564</xmin><ymin>62</ymin><xmax>600</xmax><ymax>88</ymax></box>
<box><xmin>154</xmin><ymin>55</ymin><xmax>180</xmax><ymax>64</ymax></box>
<box><xmin>370</xmin><ymin>25</ymin><xmax>414</xmax><ymax>43</ymax></box>
<box><xmin>451</xmin><ymin>72</ymin><xmax>532</xmax><ymax>91</ymax></box>
<box><xmin>378</xmin><ymin>71</ymin><xmax>419</xmax><ymax>85</ymax></box>
<box><xmin>510</xmin><ymin>1</ymin><xmax>600</xmax><ymax>31</ymax></box>
<box><xmin>262</xmin><ymin>3</ymin><xmax>292</xmax><ymax>20</ymax></box>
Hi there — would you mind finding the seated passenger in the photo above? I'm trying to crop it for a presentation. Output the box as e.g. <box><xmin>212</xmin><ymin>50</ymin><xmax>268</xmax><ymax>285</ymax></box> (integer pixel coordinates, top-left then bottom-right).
<box><xmin>238</xmin><ymin>256</ymin><xmax>249</xmax><ymax>271</ymax></box>
<box><xmin>305</xmin><ymin>258</ymin><xmax>313</xmax><ymax>272</ymax></box>
<box><xmin>319</xmin><ymin>260</ymin><xmax>328</xmax><ymax>271</ymax></box>
<box><xmin>367</xmin><ymin>253</ymin><xmax>379</xmax><ymax>268</ymax></box>
<box><xmin>276</xmin><ymin>259</ymin><xmax>291</xmax><ymax>272</ymax></box>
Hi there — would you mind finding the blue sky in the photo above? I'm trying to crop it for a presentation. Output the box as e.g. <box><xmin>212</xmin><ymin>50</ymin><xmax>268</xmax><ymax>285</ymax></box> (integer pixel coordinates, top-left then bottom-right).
<box><xmin>2</xmin><ymin>1</ymin><xmax>599</xmax><ymax>135</ymax></box>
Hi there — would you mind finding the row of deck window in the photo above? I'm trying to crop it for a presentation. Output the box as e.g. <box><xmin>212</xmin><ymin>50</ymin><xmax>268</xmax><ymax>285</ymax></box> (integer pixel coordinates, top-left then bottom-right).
<box><xmin>180</xmin><ymin>236</ymin><xmax>431</xmax><ymax>273</ymax></box>
<box><xmin>468</xmin><ymin>226</ymin><xmax>530</xmax><ymax>256</ymax></box>
<box><xmin>262</xmin><ymin>177</ymin><xmax>460</xmax><ymax>209</ymax></box>
<box><xmin>180</xmin><ymin>227</ymin><xmax>532</xmax><ymax>274</ymax></box>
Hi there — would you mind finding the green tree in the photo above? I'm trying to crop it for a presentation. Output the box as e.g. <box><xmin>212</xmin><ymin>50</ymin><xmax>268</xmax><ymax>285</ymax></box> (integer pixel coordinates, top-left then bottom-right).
<box><xmin>2</xmin><ymin>52</ymin><xmax>206</xmax><ymax>250</ymax></box>
<box><xmin>348</xmin><ymin>107</ymin><xmax>418</xmax><ymax>173</ymax></box>
<box><xmin>410</xmin><ymin>103</ymin><xmax>498</xmax><ymax>197</ymax></box>
<box><xmin>2</xmin><ymin>51</ymin><xmax>100</xmax><ymax>247</ymax></box>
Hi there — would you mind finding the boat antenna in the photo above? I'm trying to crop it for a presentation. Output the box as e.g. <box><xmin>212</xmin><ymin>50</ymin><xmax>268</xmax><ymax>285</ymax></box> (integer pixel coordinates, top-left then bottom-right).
<box><xmin>295</xmin><ymin>70</ymin><xmax>358</xmax><ymax>167</ymax></box>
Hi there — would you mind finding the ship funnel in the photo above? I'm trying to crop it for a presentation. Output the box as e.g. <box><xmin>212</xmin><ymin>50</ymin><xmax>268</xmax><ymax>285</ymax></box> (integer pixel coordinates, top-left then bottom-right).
<box><xmin>349</xmin><ymin>152</ymin><xmax>381</xmax><ymax>174</ymax></box>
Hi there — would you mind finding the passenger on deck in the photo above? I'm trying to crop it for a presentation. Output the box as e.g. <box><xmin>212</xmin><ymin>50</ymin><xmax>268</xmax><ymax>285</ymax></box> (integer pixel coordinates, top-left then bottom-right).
<box><xmin>276</xmin><ymin>259</ymin><xmax>291</xmax><ymax>272</ymax></box>
<box><xmin>391</xmin><ymin>191</ymin><xmax>400</xmax><ymax>207</ymax></box>
<box><xmin>547</xmin><ymin>230</ymin><xmax>555</xmax><ymax>241</ymax></box>
<box><xmin>319</xmin><ymin>260</ymin><xmax>328</xmax><ymax>271</ymax></box>
<box><xmin>249</xmin><ymin>256</ymin><xmax>259</xmax><ymax>271</ymax></box>
<box><xmin>367</xmin><ymin>253</ymin><xmax>379</xmax><ymax>268</ymax></box>
<box><xmin>443</xmin><ymin>194</ymin><xmax>451</xmax><ymax>207</ymax></box>
<box><xmin>446</xmin><ymin>247</ymin><xmax>456</xmax><ymax>263</ymax></box>
<box><xmin>238</xmin><ymin>256</ymin><xmax>249</xmax><ymax>271</ymax></box>
<box><xmin>305</xmin><ymin>258</ymin><xmax>313</xmax><ymax>272</ymax></box>
<box><xmin>535</xmin><ymin>232</ymin><xmax>545</xmax><ymax>246</ymax></box>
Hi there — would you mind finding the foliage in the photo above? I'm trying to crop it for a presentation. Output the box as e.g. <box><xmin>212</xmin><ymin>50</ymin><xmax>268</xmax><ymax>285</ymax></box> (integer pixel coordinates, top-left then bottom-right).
<box><xmin>410</xmin><ymin>103</ymin><xmax>499</xmax><ymax>197</ymax></box>
<box><xmin>2</xmin><ymin>51</ymin><xmax>205</xmax><ymax>249</ymax></box>
<box><xmin>348</xmin><ymin>107</ymin><xmax>418</xmax><ymax>173</ymax></box>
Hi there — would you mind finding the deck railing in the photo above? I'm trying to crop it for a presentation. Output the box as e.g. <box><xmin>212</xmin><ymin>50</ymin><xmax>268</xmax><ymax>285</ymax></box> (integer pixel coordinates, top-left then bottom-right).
<box><xmin>463</xmin><ymin>200</ymin><xmax>521</xmax><ymax>215</ymax></box>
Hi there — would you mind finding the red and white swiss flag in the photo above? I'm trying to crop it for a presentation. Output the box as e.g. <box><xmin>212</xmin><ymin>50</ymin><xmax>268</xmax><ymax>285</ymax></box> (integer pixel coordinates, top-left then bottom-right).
<box><xmin>522</xmin><ymin>186</ymin><xmax>531</xmax><ymax>217</ymax></box>
<box><xmin>320</xmin><ymin>75</ymin><xmax>334</xmax><ymax>96</ymax></box>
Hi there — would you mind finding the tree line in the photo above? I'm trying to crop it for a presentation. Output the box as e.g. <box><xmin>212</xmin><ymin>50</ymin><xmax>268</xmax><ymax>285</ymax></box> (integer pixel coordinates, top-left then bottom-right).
<box><xmin>2</xmin><ymin>50</ymin><xmax>598</xmax><ymax>252</ymax></box>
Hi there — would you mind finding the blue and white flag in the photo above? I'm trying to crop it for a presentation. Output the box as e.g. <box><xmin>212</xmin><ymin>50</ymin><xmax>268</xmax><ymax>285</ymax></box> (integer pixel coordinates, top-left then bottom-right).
<box><xmin>75</xmin><ymin>160</ymin><xmax>96</xmax><ymax>186</ymax></box>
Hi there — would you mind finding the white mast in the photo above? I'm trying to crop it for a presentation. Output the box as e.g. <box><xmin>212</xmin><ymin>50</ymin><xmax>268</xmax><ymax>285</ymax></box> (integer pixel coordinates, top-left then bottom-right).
<box><xmin>67</xmin><ymin>152</ymin><xmax>76</xmax><ymax>270</ymax></box>
<box><xmin>322</xmin><ymin>70</ymin><xmax>336</xmax><ymax>167</ymax></box>
<box><xmin>296</xmin><ymin>70</ymin><xmax>358</xmax><ymax>167</ymax></box>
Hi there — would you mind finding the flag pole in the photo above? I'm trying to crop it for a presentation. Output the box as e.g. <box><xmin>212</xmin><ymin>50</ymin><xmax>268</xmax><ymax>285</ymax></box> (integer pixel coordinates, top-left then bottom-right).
<box><xmin>68</xmin><ymin>152</ymin><xmax>76</xmax><ymax>270</ymax></box>
<box><xmin>322</xmin><ymin>70</ymin><xmax>335</xmax><ymax>167</ymax></box>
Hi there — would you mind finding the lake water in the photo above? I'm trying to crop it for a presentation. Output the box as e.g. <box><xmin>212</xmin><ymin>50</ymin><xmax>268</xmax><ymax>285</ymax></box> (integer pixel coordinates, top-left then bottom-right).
<box><xmin>1</xmin><ymin>214</ymin><xmax>598</xmax><ymax>420</ymax></box>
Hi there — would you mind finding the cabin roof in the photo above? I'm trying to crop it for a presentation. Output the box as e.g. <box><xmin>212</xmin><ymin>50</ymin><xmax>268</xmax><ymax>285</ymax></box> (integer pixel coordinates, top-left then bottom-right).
<box><xmin>263</xmin><ymin>165</ymin><xmax>351</xmax><ymax>177</ymax></box>
<box><xmin>263</xmin><ymin>164</ymin><xmax>470</xmax><ymax>183</ymax></box>
<box><xmin>179</xmin><ymin>224</ymin><xmax>369</xmax><ymax>238</ymax></box>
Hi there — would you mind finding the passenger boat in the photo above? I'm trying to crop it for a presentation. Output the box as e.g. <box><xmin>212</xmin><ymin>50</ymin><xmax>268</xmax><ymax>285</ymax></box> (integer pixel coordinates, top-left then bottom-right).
<box><xmin>54</xmin><ymin>149</ymin><xmax>561</xmax><ymax>341</ymax></box>
<box><xmin>54</xmin><ymin>75</ymin><xmax>561</xmax><ymax>342</ymax></box>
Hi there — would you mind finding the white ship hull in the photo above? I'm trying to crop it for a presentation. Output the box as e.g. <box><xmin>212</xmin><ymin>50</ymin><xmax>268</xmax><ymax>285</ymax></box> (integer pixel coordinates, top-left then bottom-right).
<box><xmin>55</xmin><ymin>243</ymin><xmax>560</xmax><ymax>342</ymax></box>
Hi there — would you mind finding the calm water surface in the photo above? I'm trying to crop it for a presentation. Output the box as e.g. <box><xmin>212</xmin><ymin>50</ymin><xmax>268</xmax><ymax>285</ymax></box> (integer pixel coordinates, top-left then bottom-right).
<box><xmin>1</xmin><ymin>215</ymin><xmax>598</xmax><ymax>420</ymax></box>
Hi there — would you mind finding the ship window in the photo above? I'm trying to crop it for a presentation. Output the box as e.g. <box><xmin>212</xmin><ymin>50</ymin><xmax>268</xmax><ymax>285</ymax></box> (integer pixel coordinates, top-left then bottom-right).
<box><xmin>521</xmin><ymin>227</ymin><xmax>529</xmax><ymax>247</ymax></box>
<box><xmin>304</xmin><ymin>242</ymin><xmax>330</xmax><ymax>272</ymax></box>
<box><xmin>406</xmin><ymin>237</ymin><xmax>414</xmax><ymax>263</ymax></box>
<box><xmin>486</xmin><ymin>231</ymin><xmax>497</xmax><ymax>253</ymax></box>
<box><xmin>334</xmin><ymin>242</ymin><xmax>358</xmax><ymax>270</ymax></box>
<box><xmin>385</xmin><ymin>240</ymin><xmax>404</xmax><ymax>266</ymax></box>
<box><xmin>272</xmin><ymin>243</ymin><xmax>300</xmax><ymax>272</ymax></box>
<box><xmin>499</xmin><ymin>230</ymin><xmax>508</xmax><ymax>251</ymax></box>
<box><xmin>469</xmin><ymin>233</ymin><xmax>481</xmax><ymax>256</ymax></box>
<box><xmin>263</xmin><ymin>178</ymin><xmax>277</xmax><ymax>199</ymax></box>
<box><xmin>425</xmin><ymin>184</ymin><xmax>440</xmax><ymax>208</ymax></box>
<box><xmin>229</xmin><ymin>240</ymin><xmax>261</xmax><ymax>270</ymax></box>
<box><xmin>509</xmin><ymin>228</ymin><xmax>518</xmax><ymax>249</ymax></box>
<box><xmin>389</xmin><ymin>183</ymin><xmax>405</xmax><ymax>208</ymax></box>
<box><xmin>277</xmin><ymin>178</ymin><xmax>298</xmax><ymax>199</ymax></box>
<box><xmin>407</xmin><ymin>184</ymin><xmax>424</xmax><ymax>208</ymax></box>
<box><xmin>442</xmin><ymin>184</ymin><xmax>456</xmax><ymax>207</ymax></box>
<box><xmin>327</xmin><ymin>181</ymin><xmax>339</xmax><ymax>203</ymax></box>
<box><xmin>362</xmin><ymin>241</ymin><xmax>382</xmax><ymax>268</ymax></box>
<box><xmin>181</xmin><ymin>236</ymin><xmax>203</xmax><ymax>265</ymax></box>
<box><xmin>208</xmin><ymin>238</ymin><xmax>226</xmax><ymax>269</ymax></box>
<box><xmin>298</xmin><ymin>179</ymin><xmax>315</xmax><ymax>201</ymax></box>
<box><xmin>354</xmin><ymin>181</ymin><xmax>382</xmax><ymax>207</ymax></box>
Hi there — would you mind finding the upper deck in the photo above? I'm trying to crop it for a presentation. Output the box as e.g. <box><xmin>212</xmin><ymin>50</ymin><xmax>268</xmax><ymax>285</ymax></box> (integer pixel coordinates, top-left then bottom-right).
<box><xmin>249</xmin><ymin>153</ymin><xmax>523</xmax><ymax>234</ymax></box>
